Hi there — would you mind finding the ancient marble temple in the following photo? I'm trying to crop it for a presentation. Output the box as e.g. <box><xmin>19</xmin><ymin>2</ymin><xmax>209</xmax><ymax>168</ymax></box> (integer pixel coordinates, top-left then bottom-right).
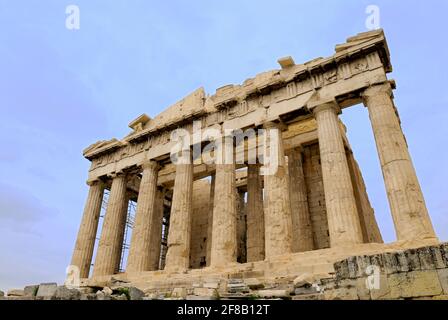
<box><xmin>70</xmin><ymin>30</ymin><xmax>439</xmax><ymax>290</ymax></box>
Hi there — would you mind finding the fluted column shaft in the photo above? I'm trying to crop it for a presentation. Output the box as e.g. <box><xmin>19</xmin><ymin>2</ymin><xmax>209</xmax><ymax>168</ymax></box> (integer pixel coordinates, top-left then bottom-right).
<box><xmin>126</xmin><ymin>161</ymin><xmax>159</xmax><ymax>272</ymax></box>
<box><xmin>71</xmin><ymin>180</ymin><xmax>104</xmax><ymax>278</ymax></box>
<box><xmin>263</xmin><ymin>122</ymin><xmax>293</xmax><ymax>257</ymax></box>
<box><xmin>93</xmin><ymin>173</ymin><xmax>129</xmax><ymax>276</ymax></box>
<box><xmin>363</xmin><ymin>83</ymin><xmax>436</xmax><ymax>241</ymax></box>
<box><xmin>287</xmin><ymin>147</ymin><xmax>314</xmax><ymax>252</ymax></box>
<box><xmin>164</xmin><ymin>153</ymin><xmax>193</xmax><ymax>271</ymax></box>
<box><xmin>313</xmin><ymin>103</ymin><xmax>363</xmax><ymax>246</ymax></box>
<box><xmin>149</xmin><ymin>188</ymin><xmax>165</xmax><ymax>270</ymax></box>
<box><xmin>246</xmin><ymin>164</ymin><xmax>265</xmax><ymax>262</ymax></box>
<box><xmin>205</xmin><ymin>174</ymin><xmax>215</xmax><ymax>266</ymax></box>
<box><xmin>210</xmin><ymin>142</ymin><xmax>237</xmax><ymax>267</ymax></box>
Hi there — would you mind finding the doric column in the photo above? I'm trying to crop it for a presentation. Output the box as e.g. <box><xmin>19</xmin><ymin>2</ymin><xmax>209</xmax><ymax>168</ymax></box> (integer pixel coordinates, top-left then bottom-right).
<box><xmin>71</xmin><ymin>180</ymin><xmax>104</xmax><ymax>278</ymax></box>
<box><xmin>205</xmin><ymin>174</ymin><xmax>215</xmax><ymax>266</ymax></box>
<box><xmin>362</xmin><ymin>83</ymin><xmax>436</xmax><ymax>241</ymax></box>
<box><xmin>263</xmin><ymin>122</ymin><xmax>293</xmax><ymax>257</ymax></box>
<box><xmin>311</xmin><ymin>102</ymin><xmax>363</xmax><ymax>247</ymax></box>
<box><xmin>149</xmin><ymin>188</ymin><xmax>165</xmax><ymax>270</ymax></box>
<box><xmin>164</xmin><ymin>151</ymin><xmax>193</xmax><ymax>271</ymax></box>
<box><xmin>246</xmin><ymin>164</ymin><xmax>265</xmax><ymax>262</ymax></box>
<box><xmin>287</xmin><ymin>147</ymin><xmax>314</xmax><ymax>252</ymax></box>
<box><xmin>236</xmin><ymin>189</ymin><xmax>247</xmax><ymax>263</ymax></box>
<box><xmin>126</xmin><ymin>161</ymin><xmax>159</xmax><ymax>272</ymax></box>
<box><xmin>93</xmin><ymin>173</ymin><xmax>129</xmax><ymax>276</ymax></box>
<box><xmin>210</xmin><ymin>139</ymin><xmax>237</xmax><ymax>267</ymax></box>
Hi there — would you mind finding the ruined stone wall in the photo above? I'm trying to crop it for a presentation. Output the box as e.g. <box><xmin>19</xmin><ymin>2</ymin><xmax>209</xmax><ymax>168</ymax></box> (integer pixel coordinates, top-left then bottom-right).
<box><xmin>303</xmin><ymin>143</ymin><xmax>330</xmax><ymax>249</ymax></box>
<box><xmin>189</xmin><ymin>180</ymin><xmax>211</xmax><ymax>269</ymax></box>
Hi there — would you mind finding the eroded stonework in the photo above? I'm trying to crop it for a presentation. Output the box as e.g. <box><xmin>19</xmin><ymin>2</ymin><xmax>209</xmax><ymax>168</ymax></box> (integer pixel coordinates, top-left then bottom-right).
<box><xmin>68</xmin><ymin>29</ymin><xmax>442</xmax><ymax>300</ymax></box>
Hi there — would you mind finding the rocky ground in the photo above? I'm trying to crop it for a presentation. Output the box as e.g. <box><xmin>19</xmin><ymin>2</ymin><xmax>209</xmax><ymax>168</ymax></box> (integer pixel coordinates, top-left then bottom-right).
<box><xmin>2</xmin><ymin>243</ymin><xmax>448</xmax><ymax>300</ymax></box>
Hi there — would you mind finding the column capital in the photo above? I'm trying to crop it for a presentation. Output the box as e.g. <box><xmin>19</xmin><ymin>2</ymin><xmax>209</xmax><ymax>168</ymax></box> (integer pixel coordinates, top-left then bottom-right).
<box><xmin>362</xmin><ymin>81</ymin><xmax>394</xmax><ymax>99</ymax></box>
<box><xmin>308</xmin><ymin>99</ymin><xmax>341</xmax><ymax>116</ymax></box>
<box><xmin>141</xmin><ymin>160</ymin><xmax>159</xmax><ymax>171</ymax></box>
<box><xmin>86</xmin><ymin>179</ymin><xmax>104</xmax><ymax>187</ymax></box>
<box><xmin>107</xmin><ymin>171</ymin><xmax>127</xmax><ymax>179</ymax></box>
<box><xmin>263</xmin><ymin>121</ymin><xmax>286</xmax><ymax>131</ymax></box>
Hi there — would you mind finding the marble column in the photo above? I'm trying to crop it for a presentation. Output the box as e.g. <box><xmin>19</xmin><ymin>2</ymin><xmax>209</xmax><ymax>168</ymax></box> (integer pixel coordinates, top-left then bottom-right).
<box><xmin>164</xmin><ymin>151</ymin><xmax>193</xmax><ymax>271</ymax></box>
<box><xmin>205</xmin><ymin>174</ymin><xmax>215</xmax><ymax>266</ymax></box>
<box><xmin>362</xmin><ymin>83</ymin><xmax>436</xmax><ymax>241</ymax></box>
<box><xmin>71</xmin><ymin>180</ymin><xmax>104</xmax><ymax>278</ymax></box>
<box><xmin>210</xmin><ymin>139</ymin><xmax>237</xmax><ymax>267</ymax></box>
<box><xmin>126</xmin><ymin>161</ymin><xmax>159</xmax><ymax>272</ymax></box>
<box><xmin>246</xmin><ymin>164</ymin><xmax>265</xmax><ymax>262</ymax></box>
<box><xmin>236</xmin><ymin>189</ymin><xmax>247</xmax><ymax>263</ymax></box>
<box><xmin>93</xmin><ymin>173</ymin><xmax>129</xmax><ymax>276</ymax></box>
<box><xmin>287</xmin><ymin>147</ymin><xmax>314</xmax><ymax>252</ymax></box>
<box><xmin>263</xmin><ymin>122</ymin><xmax>293</xmax><ymax>257</ymax></box>
<box><xmin>312</xmin><ymin>102</ymin><xmax>363</xmax><ymax>247</ymax></box>
<box><xmin>149</xmin><ymin>188</ymin><xmax>165</xmax><ymax>270</ymax></box>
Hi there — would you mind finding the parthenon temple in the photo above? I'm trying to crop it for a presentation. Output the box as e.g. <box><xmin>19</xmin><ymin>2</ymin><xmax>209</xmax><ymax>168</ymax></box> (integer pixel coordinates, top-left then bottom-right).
<box><xmin>70</xmin><ymin>30</ymin><xmax>440</xmax><ymax>294</ymax></box>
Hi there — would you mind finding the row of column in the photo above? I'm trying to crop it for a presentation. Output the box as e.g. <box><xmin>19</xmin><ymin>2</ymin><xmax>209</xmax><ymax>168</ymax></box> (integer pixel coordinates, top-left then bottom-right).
<box><xmin>71</xmin><ymin>82</ymin><xmax>436</xmax><ymax>278</ymax></box>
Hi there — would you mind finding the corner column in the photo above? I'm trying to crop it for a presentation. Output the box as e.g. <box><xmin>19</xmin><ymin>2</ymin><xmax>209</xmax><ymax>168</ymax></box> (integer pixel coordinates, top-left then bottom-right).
<box><xmin>287</xmin><ymin>147</ymin><xmax>314</xmax><ymax>252</ymax></box>
<box><xmin>93</xmin><ymin>172</ymin><xmax>129</xmax><ymax>276</ymax></box>
<box><xmin>311</xmin><ymin>102</ymin><xmax>363</xmax><ymax>246</ymax></box>
<box><xmin>362</xmin><ymin>82</ymin><xmax>436</xmax><ymax>241</ymax></box>
<box><xmin>126</xmin><ymin>161</ymin><xmax>159</xmax><ymax>272</ymax></box>
<box><xmin>71</xmin><ymin>180</ymin><xmax>104</xmax><ymax>278</ymax></box>
<box><xmin>263</xmin><ymin>122</ymin><xmax>293</xmax><ymax>257</ymax></box>
<box><xmin>164</xmin><ymin>151</ymin><xmax>193</xmax><ymax>271</ymax></box>
<box><xmin>246</xmin><ymin>164</ymin><xmax>265</xmax><ymax>262</ymax></box>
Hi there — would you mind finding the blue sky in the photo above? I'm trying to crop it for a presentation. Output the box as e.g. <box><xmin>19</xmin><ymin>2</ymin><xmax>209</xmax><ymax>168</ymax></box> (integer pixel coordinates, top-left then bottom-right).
<box><xmin>0</xmin><ymin>0</ymin><xmax>447</xmax><ymax>291</ymax></box>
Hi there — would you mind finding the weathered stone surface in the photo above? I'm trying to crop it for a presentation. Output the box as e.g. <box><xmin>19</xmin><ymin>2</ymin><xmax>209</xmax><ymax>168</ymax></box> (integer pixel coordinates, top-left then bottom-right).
<box><xmin>96</xmin><ymin>290</ymin><xmax>111</xmax><ymax>300</ymax></box>
<box><xmin>257</xmin><ymin>289</ymin><xmax>290</xmax><ymax>299</ymax></box>
<box><xmin>55</xmin><ymin>286</ymin><xmax>81</xmax><ymax>300</ymax></box>
<box><xmin>193</xmin><ymin>287</ymin><xmax>217</xmax><ymax>298</ymax></box>
<box><xmin>437</xmin><ymin>269</ymin><xmax>448</xmax><ymax>295</ymax></box>
<box><xmin>36</xmin><ymin>283</ymin><xmax>57</xmax><ymax>298</ymax></box>
<box><xmin>418</xmin><ymin>247</ymin><xmax>435</xmax><ymax>270</ymax></box>
<box><xmin>324</xmin><ymin>287</ymin><xmax>359</xmax><ymax>300</ymax></box>
<box><xmin>382</xmin><ymin>252</ymin><xmax>399</xmax><ymax>274</ymax></box>
<box><xmin>405</xmin><ymin>249</ymin><xmax>421</xmax><ymax>271</ymax></box>
<box><xmin>23</xmin><ymin>285</ymin><xmax>39</xmax><ymax>297</ymax></box>
<box><xmin>0</xmin><ymin>290</ymin><xmax>4</xmax><ymax>297</ymax></box>
<box><xmin>293</xmin><ymin>272</ymin><xmax>331</xmax><ymax>288</ymax></box>
<box><xmin>369</xmin><ymin>274</ymin><xmax>390</xmax><ymax>300</ymax></box>
<box><xmin>244</xmin><ymin>278</ymin><xmax>264</xmax><ymax>290</ymax></box>
<box><xmin>172</xmin><ymin>287</ymin><xmax>187</xmax><ymax>298</ymax></box>
<box><xmin>388</xmin><ymin>270</ymin><xmax>442</xmax><ymax>298</ymax></box>
<box><xmin>102</xmin><ymin>286</ymin><xmax>113</xmax><ymax>295</ymax></box>
<box><xmin>203</xmin><ymin>282</ymin><xmax>219</xmax><ymax>289</ymax></box>
<box><xmin>7</xmin><ymin>289</ymin><xmax>24</xmax><ymax>297</ymax></box>
<box><xmin>431</xmin><ymin>246</ymin><xmax>447</xmax><ymax>269</ymax></box>
<box><xmin>129</xmin><ymin>287</ymin><xmax>145</xmax><ymax>300</ymax></box>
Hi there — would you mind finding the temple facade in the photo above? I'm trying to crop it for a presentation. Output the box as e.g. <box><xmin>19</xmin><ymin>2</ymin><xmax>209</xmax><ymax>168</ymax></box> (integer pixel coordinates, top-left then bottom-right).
<box><xmin>70</xmin><ymin>30</ymin><xmax>439</xmax><ymax>292</ymax></box>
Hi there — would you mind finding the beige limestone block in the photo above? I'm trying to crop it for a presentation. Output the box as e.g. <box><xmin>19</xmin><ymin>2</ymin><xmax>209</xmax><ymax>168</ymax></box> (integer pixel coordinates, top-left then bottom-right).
<box><xmin>210</xmin><ymin>161</ymin><xmax>238</xmax><ymax>267</ymax></box>
<box><xmin>313</xmin><ymin>103</ymin><xmax>363</xmax><ymax>247</ymax></box>
<box><xmin>362</xmin><ymin>83</ymin><xmax>436</xmax><ymax>241</ymax></box>
<box><xmin>71</xmin><ymin>180</ymin><xmax>105</xmax><ymax>278</ymax></box>
<box><xmin>246</xmin><ymin>164</ymin><xmax>265</xmax><ymax>262</ymax></box>
<box><xmin>263</xmin><ymin>122</ymin><xmax>293</xmax><ymax>257</ymax></box>
<box><xmin>126</xmin><ymin>161</ymin><xmax>159</xmax><ymax>272</ymax></box>
<box><xmin>164</xmin><ymin>157</ymin><xmax>193</xmax><ymax>271</ymax></box>
<box><xmin>93</xmin><ymin>173</ymin><xmax>129</xmax><ymax>276</ymax></box>
<box><xmin>388</xmin><ymin>270</ymin><xmax>443</xmax><ymax>298</ymax></box>
<box><xmin>287</xmin><ymin>147</ymin><xmax>314</xmax><ymax>252</ymax></box>
<box><xmin>205</xmin><ymin>174</ymin><xmax>215</xmax><ymax>266</ymax></box>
